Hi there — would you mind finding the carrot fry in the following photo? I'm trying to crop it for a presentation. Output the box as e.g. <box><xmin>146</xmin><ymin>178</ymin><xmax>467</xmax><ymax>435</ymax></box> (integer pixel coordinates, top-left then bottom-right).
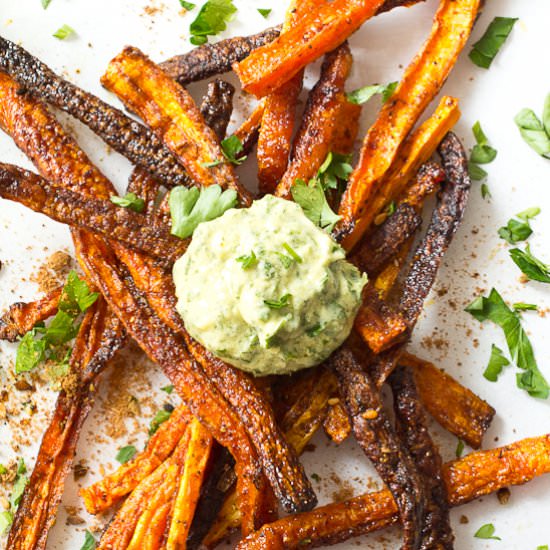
<box><xmin>141</xmin><ymin>501</ymin><xmax>173</xmax><ymax>550</ymax></box>
<box><xmin>166</xmin><ymin>418</ymin><xmax>214</xmax><ymax>548</ymax></box>
<box><xmin>336</xmin><ymin>0</ymin><xmax>479</xmax><ymax>248</ymax></box>
<box><xmin>99</xmin><ymin>432</ymin><xmax>191</xmax><ymax>550</ymax></box>
<box><xmin>199</xmin><ymin>79</ymin><xmax>235</xmax><ymax>141</ymax></box>
<box><xmin>101</xmin><ymin>46</ymin><xmax>251</xmax><ymax>205</ymax></box>
<box><xmin>203</xmin><ymin>490</ymin><xmax>241</xmax><ymax>549</ymax></box>
<box><xmin>236</xmin><ymin>435</ymin><xmax>550</xmax><ymax>549</ymax></box>
<box><xmin>0</xmin><ymin>163</ymin><xmax>188</xmax><ymax>267</ymax></box>
<box><xmin>323</xmin><ymin>401</ymin><xmax>351</xmax><ymax>445</ymax></box>
<box><xmin>274</xmin><ymin>42</ymin><xmax>359</xmax><ymax>200</ymax></box>
<box><xmin>81</xmin><ymin>405</ymin><xmax>191</xmax><ymax>514</ymax></box>
<box><xmin>401</xmin><ymin>353</ymin><xmax>495</xmax><ymax>449</ymax></box>
<box><xmin>0</xmin><ymin>286</ymin><xmax>61</xmax><ymax>342</ymax></box>
<box><xmin>8</xmin><ymin>299</ymin><xmax>125</xmax><ymax>550</ymax></box>
<box><xmin>235</xmin><ymin>0</ymin><xmax>421</xmax><ymax>97</ymax></box>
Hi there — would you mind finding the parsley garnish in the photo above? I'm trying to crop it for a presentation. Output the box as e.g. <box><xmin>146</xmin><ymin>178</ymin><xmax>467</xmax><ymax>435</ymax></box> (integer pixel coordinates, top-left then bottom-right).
<box><xmin>498</xmin><ymin>207</ymin><xmax>540</xmax><ymax>244</ymax></box>
<box><xmin>169</xmin><ymin>184</ymin><xmax>237</xmax><ymax>239</ymax></box>
<box><xmin>468</xmin><ymin>122</ymin><xmax>496</xmax><ymax>190</ymax></box>
<box><xmin>474</xmin><ymin>523</ymin><xmax>501</xmax><ymax>540</ymax></box>
<box><xmin>116</xmin><ymin>445</ymin><xmax>137</xmax><ymax>464</ymax></box>
<box><xmin>15</xmin><ymin>271</ymin><xmax>97</xmax><ymax>374</ymax></box>
<box><xmin>481</xmin><ymin>183</ymin><xmax>491</xmax><ymax>199</ymax></box>
<box><xmin>10</xmin><ymin>459</ymin><xmax>28</xmax><ymax>510</ymax></box>
<box><xmin>189</xmin><ymin>0</ymin><xmax>237</xmax><ymax>45</ymax></box>
<box><xmin>180</xmin><ymin>0</ymin><xmax>197</xmax><ymax>9</ymax></box>
<box><xmin>514</xmin><ymin>302</ymin><xmax>538</xmax><ymax>312</ymax></box>
<box><xmin>80</xmin><ymin>530</ymin><xmax>97</xmax><ymax>550</ymax></box>
<box><xmin>264</xmin><ymin>294</ymin><xmax>291</xmax><ymax>309</ymax></box>
<box><xmin>161</xmin><ymin>384</ymin><xmax>174</xmax><ymax>394</ymax></box>
<box><xmin>0</xmin><ymin>511</ymin><xmax>13</xmax><ymax>535</ymax></box>
<box><xmin>317</xmin><ymin>152</ymin><xmax>353</xmax><ymax>190</ymax></box>
<box><xmin>110</xmin><ymin>192</ymin><xmax>145</xmax><ymax>213</ymax></box>
<box><xmin>465</xmin><ymin>288</ymin><xmax>550</xmax><ymax>398</ymax></box>
<box><xmin>346</xmin><ymin>81</ymin><xmax>397</xmax><ymax>105</ymax></box>
<box><xmin>291</xmin><ymin>179</ymin><xmax>341</xmax><ymax>232</ymax></box>
<box><xmin>469</xmin><ymin>17</ymin><xmax>517</xmax><ymax>69</ymax></box>
<box><xmin>148</xmin><ymin>408</ymin><xmax>173</xmax><ymax>436</ymax></box>
<box><xmin>537</xmin><ymin>546</ymin><xmax>549</xmax><ymax>550</ymax></box>
<box><xmin>42</xmin><ymin>0</ymin><xmax>53</xmax><ymax>8</ymax></box>
<box><xmin>455</xmin><ymin>439</ymin><xmax>465</xmax><ymax>458</ymax></box>
<box><xmin>257</xmin><ymin>8</ymin><xmax>271</xmax><ymax>18</ymax></box>
<box><xmin>514</xmin><ymin>95</ymin><xmax>550</xmax><ymax>158</ymax></box>
<box><xmin>510</xmin><ymin>244</ymin><xmax>550</xmax><ymax>283</ymax></box>
<box><xmin>236</xmin><ymin>250</ymin><xmax>258</xmax><ymax>270</ymax></box>
<box><xmin>484</xmin><ymin>344</ymin><xmax>510</xmax><ymax>382</ymax></box>
<box><xmin>204</xmin><ymin>135</ymin><xmax>246</xmax><ymax>167</ymax></box>
<box><xmin>53</xmin><ymin>24</ymin><xmax>76</xmax><ymax>40</ymax></box>
<box><xmin>282</xmin><ymin>243</ymin><xmax>302</xmax><ymax>263</ymax></box>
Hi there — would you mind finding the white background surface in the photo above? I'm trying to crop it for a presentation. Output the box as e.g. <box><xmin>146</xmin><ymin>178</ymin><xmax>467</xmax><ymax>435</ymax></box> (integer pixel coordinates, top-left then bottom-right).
<box><xmin>1</xmin><ymin>0</ymin><xmax>550</xmax><ymax>548</ymax></box>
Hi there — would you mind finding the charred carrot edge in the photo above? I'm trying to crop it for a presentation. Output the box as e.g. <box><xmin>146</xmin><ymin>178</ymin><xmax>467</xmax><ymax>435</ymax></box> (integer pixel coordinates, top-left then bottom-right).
<box><xmin>275</xmin><ymin>42</ymin><xmax>358</xmax><ymax>200</ymax></box>
<box><xmin>98</xmin><ymin>432</ymin><xmax>191</xmax><ymax>550</ymax></box>
<box><xmin>236</xmin><ymin>434</ymin><xmax>550</xmax><ymax>549</ymax></box>
<box><xmin>166</xmin><ymin>418</ymin><xmax>215</xmax><ymax>548</ymax></box>
<box><xmin>323</xmin><ymin>401</ymin><xmax>351</xmax><ymax>445</ymax></box>
<box><xmin>0</xmin><ymin>286</ymin><xmax>62</xmax><ymax>342</ymax></box>
<box><xmin>402</xmin><ymin>353</ymin><xmax>495</xmax><ymax>449</ymax></box>
<box><xmin>233</xmin><ymin>101</ymin><xmax>265</xmax><ymax>158</ymax></box>
<box><xmin>335</xmin><ymin>0</ymin><xmax>479</xmax><ymax>249</ymax></box>
<box><xmin>256</xmin><ymin>0</ymin><xmax>310</xmax><ymax>195</ymax></box>
<box><xmin>81</xmin><ymin>405</ymin><xmax>191</xmax><ymax>514</ymax></box>
<box><xmin>199</xmin><ymin>79</ymin><xmax>235</xmax><ymax>141</ymax></box>
<box><xmin>235</xmin><ymin>0</ymin><xmax>410</xmax><ymax>97</ymax></box>
<box><xmin>0</xmin><ymin>70</ymin><xmax>270</xmax><ymax>536</ymax></box>
<box><xmin>0</xmin><ymin>163</ymin><xmax>187</xmax><ymax>268</ymax></box>
<box><xmin>101</xmin><ymin>46</ymin><xmax>251</xmax><ymax>206</ymax></box>
<box><xmin>8</xmin><ymin>300</ymin><xmax>125</xmax><ymax>550</ymax></box>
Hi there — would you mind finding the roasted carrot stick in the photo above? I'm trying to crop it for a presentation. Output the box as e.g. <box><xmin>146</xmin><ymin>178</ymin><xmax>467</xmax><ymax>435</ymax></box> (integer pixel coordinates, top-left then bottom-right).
<box><xmin>81</xmin><ymin>405</ymin><xmax>191</xmax><ymax>514</ymax></box>
<box><xmin>233</xmin><ymin>101</ymin><xmax>265</xmax><ymax>158</ymax></box>
<box><xmin>101</xmin><ymin>46</ymin><xmax>251</xmax><ymax>205</ymax></box>
<box><xmin>165</xmin><ymin>418</ymin><xmax>214</xmax><ymax>548</ymax></box>
<box><xmin>335</xmin><ymin>0</ymin><xmax>479</xmax><ymax>249</ymax></box>
<box><xmin>236</xmin><ymin>434</ymin><xmax>550</xmax><ymax>549</ymax></box>
<box><xmin>0</xmin><ymin>286</ymin><xmax>62</xmax><ymax>342</ymax></box>
<box><xmin>323</xmin><ymin>401</ymin><xmax>351</xmax><ymax>445</ymax></box>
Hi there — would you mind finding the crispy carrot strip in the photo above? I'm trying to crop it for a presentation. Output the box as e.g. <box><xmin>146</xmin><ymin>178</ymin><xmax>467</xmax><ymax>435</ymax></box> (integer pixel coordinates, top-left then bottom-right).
<box><xmin>237</xmin><ymin>434</ymin><xmax>550</xmax><ymax>549</ymax></box>
<box><xmin>335</xmin><ymin>0</ymin><xmax>479</xmax><ymax>249</ymax></box>
<box><xmin>0</xmin><ymin>286</ymin><xmax>61</xmax><ymax>342</ymax></box>
<box><xmin>402</xmin><ymin>353</ymin><xmax>495</xmax><ymax>449</ymax></box>
<box><xmin>236</xmin><ymin>0</ymin><xmax>396</xmax><ymax>97</ymax></box>
<box><xmin>141</xmin><ymin>501</ymin><xmax>173</xmax><ymax>550</ymax></box>
<box><xmin>233</xmin><ymin>101</ymin><xmax>265</xmax><ymax>158</ymax></box>
<box><xmin>166</xmin><ymin>418</ymin><xmax>214</xmax><ymax>548</ymax></box>
<box><xmin>199</xmin><ymin>79</ymin><xmax>235</xmax><ymax>141</ymax></box>
<box><xmin>0</xmin><ymin>163</ymin><xmax>187</xmax><ymax>267</ymax></box>
<box><xmin>101</xmin><ymin>46</ymin><xmax>251</xmax><ymax>205</ymax></box>
<box><xmin>99</xmin><ymin>432</ymin><xmax>191</xmax><ymax>550</ymax></box>
<box><xmin>274</xmin><ymin>42</ymin><xmax>359</xmax><ymax>200</ymax></box>
<box><xmin>323</xmin><ymin>401</ymin><xmax>351</xmax><ymax>445</ymax></box>
<box><xmin>8</xmin><ymin>299</ymin><xmax>125</xmax><ymax>550</ymax></box>
<box><xmin>81</xmin><ymin>405</ymin><xmax>191</xmax><ymax>514</ymax></box>
<box><xmin>256</xmin><ymin>0</ymin><xmax>309</xmax><ymax>195</ymax></box>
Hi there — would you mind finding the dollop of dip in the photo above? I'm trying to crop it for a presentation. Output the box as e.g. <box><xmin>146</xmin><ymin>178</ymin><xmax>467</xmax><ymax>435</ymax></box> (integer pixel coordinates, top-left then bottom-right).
<box><xmin>173</xmin><ymin>195</ymin><xmax>367</xmax><ymax>376</ymax></box>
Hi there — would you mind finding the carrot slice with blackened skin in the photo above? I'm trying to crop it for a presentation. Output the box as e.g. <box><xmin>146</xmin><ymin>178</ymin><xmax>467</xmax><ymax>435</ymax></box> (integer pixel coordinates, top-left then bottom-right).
<box><xmin>236</xmin><ymin>435</ymin><xmax>550</xmax><ymax>549</ymax></box>
<box><xmin>335</xmin><ymin>0</ymin><xmax>479</xmax><ymax>249</ymax></box>
<box><xmin>101</xmin><ymin>46</ymin><xmax>251</xmax><ymax>205</ymax></box>
<box><xmin>0</xmin><ymin>286</ymin><xmax>62</xmax><ymax>342</ymax></box>
<box><xmin>199</xmin><ymin>79</ymin><xmax>235</xmax><ymax>141</ymax></box>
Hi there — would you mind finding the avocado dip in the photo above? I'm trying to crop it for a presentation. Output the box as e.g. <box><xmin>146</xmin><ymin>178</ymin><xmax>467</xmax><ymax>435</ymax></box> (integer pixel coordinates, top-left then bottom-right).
<box><xmin>173</xmin><ymin>195</ymin><xmax>367</xmax><ymax>376</ymax></box>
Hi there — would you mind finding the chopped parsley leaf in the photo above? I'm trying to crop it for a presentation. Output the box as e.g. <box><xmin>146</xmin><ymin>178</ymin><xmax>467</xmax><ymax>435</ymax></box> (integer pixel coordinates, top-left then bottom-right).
<box><xmin>264</xmin><ymin>294</ymin><xmax>292</xmax><ymax>309</ymax></box>
<box><xmin>53</xmin><ymin>24</ymin><xmax>76</xmax><ymax>40</ymax></box>
<box><xmin>189</xmin><ymin>0</ymin><xmax>237</xmax><ymax>45</ymax></box>
<box><xmin>0</xmin><ymin>511</ymin><xmax>13</xmax><ymax>535</ymax></box>
<box><xmin>80</xmin><ymin>530</ymin><xmax>97</xmax><ymax>550</ymax></box>
<box><xmin>110</xmin><ymin>192</ymin><xmax>145</xmax><ymax>213</ymax></box>
<box><xmin>346</xmin><ymin>81</ymin><xmax>397</xmax><ymax>105</ymax></box>
<box><xmin>474</xmin><ymin>523</ymin><xmax>501</xmax><ymax>540</ymax></box>
<box><xmin>180</xmin><ymin>0</ymin><xmax>197</xmax><ymax>10</ymax></box>
<box><xmin>509</xmin><ymin>244</ymin><xmax>550</xmax><ymax>283</ymax></box>
<box><xmin>42</xmin><ymin>0</ymin><xmax>53</xmax><ymax>8</ymax></box>
<box><xmin>169</xmin><ymin>184</ymin><xmax>237</xmax><ymax>239</ymax></box>
<box><xmin>236</xmin><ymin>250</ymin><xmax>258</xmax><ymax>270</ymax></box>
<box><xmin>318</xmin><ymin>151</ymin><xmax>353</xmax><ymax>191</ymax></box>
<box><xmin>469</xmin><ymin>17</ymin><xmax>517</xmax><ymax>69</ymax></box>
<box><xmin>484</xmin><ymin>344</ymin><xmax>510</xmax><ymax>382</ymax></box>
<box><xmin>291</xmin><ymin>178</ymin><xmax>340</xmax><ymax>232</ymax></box>
<box><xmin>514</xmin><ymin>96</ymin><xmax>550</xmax><ymax>158</ymax></box>
<box><xmin>116</xmin><ymin>445</ymin><xmax>137</xmax><ymax>464</ymax></box>
<box><xmin>148</xmin><ymin>408</ymin><xmax>173</xmax><ymax>436</ymax></box>
<box><xmin>282</xmin><ymin>243</ymin><xmax>302</xmax><ymax>263</ymax></box>
<box><xmin>513</xmin><ymin>302</ymin><xmax>538</xmax><ymax>312</ymax></box>
<box><xmin>455</xmin><ymin>439</ymin><xmax>465</xmax><ymax>458</ymax></box>
<box><xmin>257</xmin><ymin>8</ymin><xmax>271</xmax><ymax>18</ymax></box>
<box><xmin>161</xmin><ymin>384</ymin><xmax>174</xmax><ymax>394</ymax></box>
<box><xmin>468</xmin><ymin>121</ymin><xmax>496</xmax><ymax>184</ymax></box>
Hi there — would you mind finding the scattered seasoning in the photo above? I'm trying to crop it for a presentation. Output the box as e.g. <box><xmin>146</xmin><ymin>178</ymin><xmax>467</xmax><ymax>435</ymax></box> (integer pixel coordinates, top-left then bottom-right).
<box><xmin>73</xmin><ymin>460</ymin><xmax>89</xmax><ymax>480</ymax></box>
<box><xmin>496</xmin><ymin>487</ymin><xmax>511</xmax><ymax>505</ymax></box>
<box><xmin>53</xmin><ymin>24</ymin><xmax>76</xmax><ymax>40</ymax></box>
<box><xmin>42</xmin><ymin>0</ymin><xmax>53</xmax><ymax>8</ymax></box>
<box><xmin>31</xmin><ymin>250</ymin><xmax>72</xmax><ymax>294</ymax></box>
<box><xmin>169</xmin><ymin>184</ymin><xmax>237</xmax><ymax>239</ymax></box>
<box><xmin>474</xmin><ymin>523</ymin><xmax>501</xmax><ymax>540</ymax></box>
<box><xmin>514</xmin><ymin>94</ymin><xmax>550</xmax><ymax>158</ymax></box>
<box><xmin>110</xmin><ymin>192</ymin><xmax>145</xmax><ymax>213</ymax></box>
<box><xmin>460</xmin><ymin>515</ymin><xmax>469</xmax><ymax>524</ymax></box>
<box><xmin>346</xmin><ymin>81</ymin><xmax>397</xmax><ymax>105</ymax></box>
<box><xmin>469</xmin><ymin>16</ymin><xmax>517</xmax><ymax>68</ymax></box>
<box><xmin>310</xmin><ymin>473</ymin><xmax>321</xmax><ymax>482</ymax></box>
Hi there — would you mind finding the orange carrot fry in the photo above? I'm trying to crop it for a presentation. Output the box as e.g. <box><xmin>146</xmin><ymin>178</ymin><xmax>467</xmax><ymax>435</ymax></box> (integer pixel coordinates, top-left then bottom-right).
<box><xmin>323</xmin><ymin>401</ymin><xmax>351</xmax><ymax>445</ymax></box>
<box><xmin>166</xmin><ymin>418</ymin><xmax>214</xmax><ymax>548</ymax></box>
<box><xmin>235</xmin><ymin>0</ymin><xmax>388</xmax><ymax>97</ymax></box>
<box><xmin>101</xmin><ymin>46</ymin><xmax>251</xmax><ymax>205</ymax></box>
<box><xmin>335</xmin><ymin>0</ymin><xmax>480</xmax><ymax>250</ymax></box>
<box><xmin>233</xmin><ymin>101</ymin><xmax>265</xmax><ymax>158</ymax></box>
<box><xmin>236</xmin><ymin>435</ymin><xmax>550</xmax><ymax>549</ymax></box>
<box><xmin>401</xmin><ymin>353</ymin><xmax>496</xmax><ymax>449</ymax></box>
<box><xmin>81</xmin><ymin>405</ymin><xmax>191</xmax><ymax>514</ymax></box>
<box><xmin>275</xmin><ymin>42</ymin><xmax>358</xmax><ymax>200</ymax></box>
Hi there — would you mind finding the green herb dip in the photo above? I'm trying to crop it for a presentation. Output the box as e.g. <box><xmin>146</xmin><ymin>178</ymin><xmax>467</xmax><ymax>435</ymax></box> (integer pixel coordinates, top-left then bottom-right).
<box><xmin>173</xmin><ymin>195</ymin><xmax>367</xmax><ymax>376</ymax></box>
